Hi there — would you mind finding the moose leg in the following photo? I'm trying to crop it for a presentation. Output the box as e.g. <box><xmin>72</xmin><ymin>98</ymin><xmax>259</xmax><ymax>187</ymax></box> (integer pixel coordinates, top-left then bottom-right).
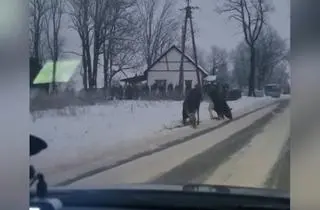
<box><xmin>182</xmin><ymin>109</ymin><xmax>187</xmax><ymax>125</ymax></box>
<box><xmin>208</xmin><ymin>102</ymin><xmax>215</xmax><ymax>120</ymax></box>
<box><xmin>214</xmin><ymin>108</ymin><xmax>221</xmax><ymax>120</ymax></box>
<box><xmin>197</xmin><ymin>108</ymin><xmax>200</xmax><ymax>125</ymax></box>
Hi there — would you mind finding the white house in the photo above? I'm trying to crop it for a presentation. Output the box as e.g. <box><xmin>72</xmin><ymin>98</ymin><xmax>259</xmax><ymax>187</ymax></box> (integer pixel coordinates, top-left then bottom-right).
<box><xmin>122</xmin><ymin>45</ymin><xmax>209</xmax><ymax>91</ymax></box>
<box><xmin>32</xmin><ymin>45</ymin><xmax>209</xmax><ymax>95</ymax></box>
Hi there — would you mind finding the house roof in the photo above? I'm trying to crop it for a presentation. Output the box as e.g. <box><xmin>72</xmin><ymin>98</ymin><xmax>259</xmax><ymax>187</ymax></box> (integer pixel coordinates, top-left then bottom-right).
<box><xmin>120</xmin><ymin>75</ymin><xmax>146</xmax><ymax>83</ymax></box>
<box><xmin>118</xmin><ymin>45</ymin><xmax>209</xmax><ymax>84</ymax></box>
<box><xmin>144</xmin><ymin>45</ymin><xmax>209</xmax><ymax>76</ymax></box>
<box><xmin>33</xmin><ymin>59</ymin><xmax>81</xmax><ymax>84</ymax></box>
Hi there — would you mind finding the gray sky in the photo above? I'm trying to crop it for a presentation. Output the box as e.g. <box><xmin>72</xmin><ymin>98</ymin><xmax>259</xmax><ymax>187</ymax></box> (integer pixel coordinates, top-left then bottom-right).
<box><xmin>187</xmin><ymin>0</ymin><xmax>290</xmax><ymax>53</ymax></box>
<box><xmin>59</xmin><ymin>0</ymin><xmax>290</xmax><ymax>88</ymax></box>
<box><xmin>62</xmin><ymin>0</ymin><xmax>290</xmax><ymax>57</ymax></box>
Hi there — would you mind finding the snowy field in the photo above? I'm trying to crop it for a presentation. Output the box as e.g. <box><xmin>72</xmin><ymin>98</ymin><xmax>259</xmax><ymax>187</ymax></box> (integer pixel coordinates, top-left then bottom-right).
<box><xmin>30</xmin><ymin>96</ymin><xmax>284</xmax><ymax>176</ymax></box>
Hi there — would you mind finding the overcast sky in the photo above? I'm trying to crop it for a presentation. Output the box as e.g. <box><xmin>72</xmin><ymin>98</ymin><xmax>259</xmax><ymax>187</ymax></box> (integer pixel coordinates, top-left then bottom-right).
<box><xmin>62</xmin><ymin>0</ymin><xmax>290</xmax><ymax>57</ymax></box>
<box><xmin>189</xmin><ymin>0</ymin><xmax>290</xmax><ymax>53</ymax></box>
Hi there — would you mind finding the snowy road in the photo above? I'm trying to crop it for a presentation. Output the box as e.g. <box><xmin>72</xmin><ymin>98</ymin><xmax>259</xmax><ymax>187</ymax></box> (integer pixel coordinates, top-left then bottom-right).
<box><xmin>65</xmin><ymin>99</ymin><xmax>290</xmax><ymax>191</ymax></box>
<box><xmin>292</xmin><ymin>124</ymin><xmax>320</xmax><ymax>207</ymax></box>
<box><xmin>31</xmin><ymin>96</ymin><xmax>286</xmax><ymax>185</ymax></box>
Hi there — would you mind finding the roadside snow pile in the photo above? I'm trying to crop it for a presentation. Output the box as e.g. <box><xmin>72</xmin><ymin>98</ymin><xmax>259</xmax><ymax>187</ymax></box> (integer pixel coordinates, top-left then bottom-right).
<box><xmin>30</xmin><ymin>96</ymin><xmax>277</xmax><ymax>173</ymax></box>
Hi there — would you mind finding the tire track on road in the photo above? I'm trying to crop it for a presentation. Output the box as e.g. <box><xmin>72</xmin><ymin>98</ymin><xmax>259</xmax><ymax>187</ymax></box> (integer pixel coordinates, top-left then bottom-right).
<box><xmin>150</xmin><ymin>100</ymin><xmax>289</xmax><ymax>184</ymax></box>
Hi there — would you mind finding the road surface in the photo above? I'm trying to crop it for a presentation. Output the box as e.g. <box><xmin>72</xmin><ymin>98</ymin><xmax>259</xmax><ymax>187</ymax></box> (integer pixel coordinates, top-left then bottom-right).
<box><xmin>292</xmin><ymin>124</ymin><xmax>320</xmax><ymax>207</ymax></box>
<box><xmin>65</xmin><ymin>100</ymin><xmax>290</xmax><ymax>192</ymax></box>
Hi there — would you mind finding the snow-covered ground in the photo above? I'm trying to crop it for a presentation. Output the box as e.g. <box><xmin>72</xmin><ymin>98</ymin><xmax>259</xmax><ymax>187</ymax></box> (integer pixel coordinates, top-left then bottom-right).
<box><xmin>30</xmin><ymin>96</ymin><xmax>284</xmax><ymax>178</ymax></box>
<box><xmin>67</xmin><ymin>104</ymin><xmax>286</xmax><ymax>188</ymax></box>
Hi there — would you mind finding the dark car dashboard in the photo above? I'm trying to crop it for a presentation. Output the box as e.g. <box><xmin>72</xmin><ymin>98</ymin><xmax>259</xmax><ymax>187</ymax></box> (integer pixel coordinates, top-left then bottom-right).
<box><xmin>30</xmin><ymin>185</ymin><xmax>290</xmax><ymax>210</ymax></box>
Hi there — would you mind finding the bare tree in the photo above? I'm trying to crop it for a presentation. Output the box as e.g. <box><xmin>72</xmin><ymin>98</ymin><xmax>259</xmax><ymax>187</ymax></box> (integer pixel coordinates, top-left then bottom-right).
<box><xmin>268</xmin><ymin>61</ymin><xmax>288</xmax><ymax>85</ymax></box>
<box><xmin>67</xmin><ymin>0</ymin><xmax>139</xmax><ymax>91</ymax></box>
<box><xmin>67</xmin><ymin>0</ymin><xmax>109</xmax><ymax>89</ymax></box>
<box><xmin>29</xmin><ymin>0</ymin><xmax>49</xmax><ymax>62</ymax></box>
<box><xmin>108</xmin><ymin>40</ymin><xmax>143</xmax><ymax>85</ymax></box>
<box><xmin>102</xmin><ymin>0</ymin><xmax>141</xmax><ymax>91</ymax></box>
<box><xmin>68</xmin><ymin>0</ymin><xmax>109</xmax><ymax>90</ymax></box>
<box><xmin>231</xmin><ymin>26</ymin><xmax>288</xmax><ymax>90</ymax></box>
<box><xmin>44</xmin><ymin>0</ymin><xmax>65</xmax><ymax>93</ymax></box>
<box><xmin>216</xmin><ymin>0</ymin><xmax>274</xmax><ymax>96</ymax></box>
<box><xmin>230</xmin><ymin>42</ymin><xmax>250</xmax><ymax>88</ymax></box>
<box><xmin>207</xmin><ymin>45</ymin><xmax>228</xmax><ymax>75</ymax></box>
<box><xmin>90</xmin><ymin>0</ymin><xmax>111</xmax><ymax>88</ymax></box>
<box><xmin>255</xmin><ymin>26</ymin><xmax>288</xmax><ymax>89</ymax></box>
<box><xmin>67</xmin><ymin>0</ymin><xmax>93</xmax><ymax>90</ymax></box>
<box><xmin>135</xmin><ymin>0</ymin><xmax>180</xmax><ymax>67</ymax></box>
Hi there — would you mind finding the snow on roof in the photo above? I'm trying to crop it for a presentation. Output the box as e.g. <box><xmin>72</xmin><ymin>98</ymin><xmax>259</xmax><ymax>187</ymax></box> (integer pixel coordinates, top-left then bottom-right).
<box><xmin>204</xmin><ymin>75</ymin><xmax>217</xmax><ymax>81</ymax></box>
<box><xmin>112</xmin><ymin>70</ymin><xmax>144</xmax><ymax>81</ymax></box>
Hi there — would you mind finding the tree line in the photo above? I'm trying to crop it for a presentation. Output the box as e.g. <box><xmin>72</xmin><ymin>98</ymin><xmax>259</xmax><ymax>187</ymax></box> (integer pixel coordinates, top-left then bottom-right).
<box><xmin>29</xmin><ymin>0</ymin><xmax>181</xmax><ymax>93</ymax></box>
<box><xmin>29</xmin><ymin>0</ymin><xmax>289</xmax><ymax>97</ymax></box>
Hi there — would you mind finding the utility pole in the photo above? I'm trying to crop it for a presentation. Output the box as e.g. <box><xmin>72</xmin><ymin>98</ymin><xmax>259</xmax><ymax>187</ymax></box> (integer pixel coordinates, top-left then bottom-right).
<box><xmin>178</xmin><ymin>0</ymin><xmax>202</xmax><ymax>97</ymax></box>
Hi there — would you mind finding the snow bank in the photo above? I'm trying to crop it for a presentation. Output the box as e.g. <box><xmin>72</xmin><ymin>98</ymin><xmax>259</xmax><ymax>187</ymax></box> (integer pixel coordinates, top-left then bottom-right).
<box><xmin>30</xmin><ymin>96</ymin><xmax>279</xmax><ymax>174</ymax></box>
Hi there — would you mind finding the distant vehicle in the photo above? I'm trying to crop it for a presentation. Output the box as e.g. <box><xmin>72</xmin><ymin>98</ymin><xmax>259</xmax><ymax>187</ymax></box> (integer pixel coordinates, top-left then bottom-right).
<box><xmin>264</xmin><ymin>84</ymin><xmax>281</xmax><ymax>98</ymax></box>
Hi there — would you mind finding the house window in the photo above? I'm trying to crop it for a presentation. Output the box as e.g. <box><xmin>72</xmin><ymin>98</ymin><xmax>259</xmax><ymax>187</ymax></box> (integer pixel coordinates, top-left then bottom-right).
<box><xmin>155</xmin><ymin>80</ymin><xmax>167</xmax><ymax>88</ymax></box>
